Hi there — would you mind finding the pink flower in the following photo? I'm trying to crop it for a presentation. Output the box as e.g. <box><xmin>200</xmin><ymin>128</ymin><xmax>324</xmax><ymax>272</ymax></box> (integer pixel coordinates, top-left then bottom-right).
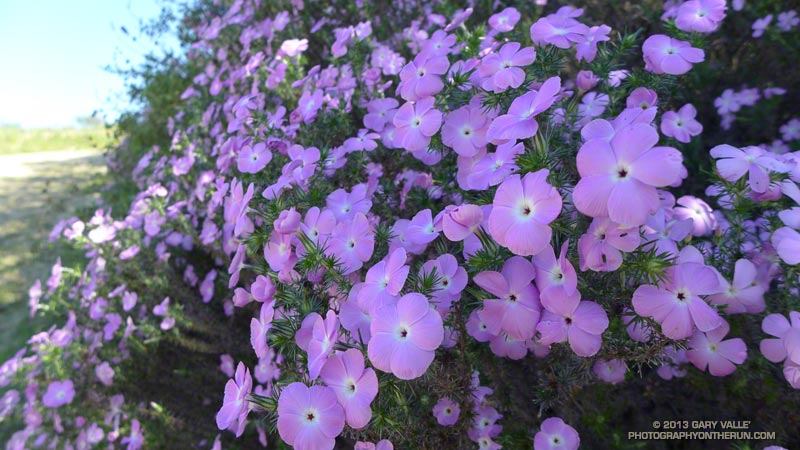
<box><xmin>632</xmin><ymin>262</ymin><xmax>723</xmax><ymax>340</ymax></box>
<box><xmin>468</xmin><ymin>141</ymin><xmax>525</xmax><ymax>189</ymax></box>
<box><xmin>708</xmin><ymin>259</ymin><xmax>765</xmax><ymax>314</ymax></box>
<box><xmin>532</xmin><ymin>242</ymin><xmax>579</xmax><ymax>308</ymax></box>
<box><xmin>488</xmin><ymin>7</ymin><xmax>521</xmax><ymax>32</ymax></box>
<box><xmin>432</xmin><ymin>397</ymin><xmax>460</xmax><ymax>426</ymax></box>
<box><xmin>687</xmin><ymin>321</ymin><xmax>747</xmax><ymax>376</ymax></box>
<box><xmin>121</xmin><ymin>419</ymin><xmax>144</xmax><ymax>450</ymax></box>
<box><xmin>672</xmin><ymin>195</ymin><xmax>717</xmax><ymax>237</ymax></box>
<box><xmin>393</xmin><ymin>97</ymin><xmax>443</xmax><ymax>152</ymax></box>
<box><xmin>710</xmin><ymin>144</ymin><xmax>792</xmax><ymax>193</ymax></box>
<box><xmin>534</xmin><ymin>417</ymin><xmax>580</xmax><ymax>450</ymax></box>
<box><xmin>488</xmin><ymin>170</ymin><xmax>563</xmax><ymax>256</ymax></box>
<box><xmin>398</xmin><ymin>52</ymin><xmax>449</xmax><ymax>101</ymax></box>
<box><xmin>574</xmin><ymin>25</ymin><xmax>611</xmax><ymax>62</ymax></box>
<box><xmin>441</xmin><ymin>204</ymin><xmax>484</xmax><ymax>241</ymax></box>
<box><xmin>364</xmin><ymin>98</ymin><xmax>399</xmax><ymax>132</ymax></box>
<box><xmin>215</xmin><ymin>362</ymin><xmax>252</xmax><ymax>437</ymax></box>
<box><xmin>772</xmin><ymin>227</ymin><xmax>800</xmax><ymax>265</ymax></box>
<box><xmin>752</xmin><ymin>14</ymin><xmax>773</xmax><ymax>38</ymax></box>
<box><xmin>355</xmin><ymin>440</ymin><xmax>394</xmax><ymax>450</ymax></box>
<box><xmin>760</xmin><ymin>311</ymin><xmax>800</xmax><ymax>365</ymax></box>
<box><xmin>320</xmin><ymin>349</ymin><xmax>378</xmax><ymax>429</ymax></box>
<box><xmin>441</xmin><ymin>105</ymin><xmax>489</xmax><ymax>157</ymax></box>
<box><xmin>237</xmin><ymin>142</ymin><xmax>272</xmax><ymax>173</ymax></box>
<box><xmin>277</xmin><ymin>383</ymin><xmax>345</xmax><ymax>450</ymax></box>
<box><xmin>305</xmin><ymin>311</ymin><xmax>340</xmax><ymax>380</ymax></box>
<box><xmin>421</xmin><ymin>253</ymin><xmax>468</xmax><ymax>313</ymax></box>
<box><xmin>660</xmin><ymin>104</ymin><xmax>703</xmax><ymax>143</ymax></box>
<box><xmin>537</xmin><ymin>295</ymin><xmax>608</xmax><ymax>357</ymax></box>
<box><xmin>361</xmin><ymin>248</ymin><xmax>410</xmax><ymax>305</ymax></box>
<box><xmin>530</xmin><ymin>16</ymin><xmax>588</xmax><ymax>49</ymax></box>
<box><xmin>675</xmin><ymin>0</ymin><xmax>726</xmax><ymax>33</ymax></box>
<box><xmin>487</xmin><ymin>76</ymin><xmax>561</xmax><ymax>143</ymax></box>
<box><xmin>593</xmin><ymin>359</ymin><xmax>627</xmax><ymax>384</ymax></box>
<box><xmin>577</xmin><ymin>218</ymin><xmax>640</xmax><ymax>272</ymax></box>
<box><xmin>475</xmin><ymin>256</ymin><xmax>542</xmax><ymax>341</ymax></box>
<box><xmin>368</xmin><ymin>293</ymin><xmax>444</xmax><ymax>380</ymax></box>
<box><xmin>95</xmin><ymin>362</ymin><xmax>115</xmax><ymax>386</ymax></box>
<box><xmin>478</xmin><ymin>42</ymin><xmax>536</xmax><ymax>93</ymax></box>
<box><xmin>344</xmin><ymin>129</ymin><xmax>380</xmax><ymax>152</ymax></box>
<box><xmin>573</xmin><ymin>123</ymin><xmax>683</xmax><ymax>227</ymax></box>
<box><xmin>250</xmin><ymin>302</ymin><xmax>275</xmax><ymax>359</ymax></box>
<box><xmin>326</xmin><ymin>184</ymin><xmax>372</xmax><ymax>222</ymax></box>
<box><xmin>327</xmin><ymin>213</ymin><xmax>375</xmax><ymax>275</ymax></box>
<box><xmin>295</xmin><ymin>89</ymin><xmax>324</xmax><ymax>124</ymax></box>
<box><xmin>42</xmin><ymin>380</ymin><xmax>75</xmax><ymax>408</ymax></box>
<box><xmin>642</xmin><ymin>35</ymin><xmax>705</xmax><ymax>75</ymax></box>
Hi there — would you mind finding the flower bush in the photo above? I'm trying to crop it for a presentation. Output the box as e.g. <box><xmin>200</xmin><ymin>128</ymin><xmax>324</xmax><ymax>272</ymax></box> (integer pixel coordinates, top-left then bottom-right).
<box><xmin>2</xmin><ymin>0</ymin><xmax>800</xmax><ymax>449</ymax></box>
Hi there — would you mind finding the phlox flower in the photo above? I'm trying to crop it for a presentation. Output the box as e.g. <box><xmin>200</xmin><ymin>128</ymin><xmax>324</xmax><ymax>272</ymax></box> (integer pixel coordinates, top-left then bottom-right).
<box><xmin>632</xmin><ymin>262</ymin><xmax>723</xmax><ymax>340</ymax></box>
<box><xmin>440</xmin><ymin>204</ymin><xmax>484</xmax><ymax>241</ymax></box>
<box><xmin>760</xmin><ymin>311</ymin><xmax>800</xmax><ymax>365</ymax></box>
<box><xmin>295</xmin><ymin>89</ymin><xmax>324</xmax><ymax>124</ymax></box>
<box><xmin>710</xmin><ymin>144</ymin><xmax>793</xmax><ymax>193</ymax></box>
<box><xmin>264</xmin><ymin>232</ymin><xmax>296</xmax><ymax>273</ymax></box>
<box><xmin>643</xmin><ymin>208</ymin><xmax>693</xmax><ymax>258</ymax></box>
<box><xmin>368</xmin><ymin>293</ymin><xmax>444</xmax><ymax>380</ymax></box>
<box><xmin>277</xmin><ymin>382</ymin><xmax>345</xmax><ymax>450</ymax></box>
<box><xmin>340</xmin><ymin>284</ymin><xmax>374</xmax><ymax>344</ymax></box>
<box><xmin>422</xmin><ymin>30</ymin><xmax>456</xmax><ymax>57</ymax></box>
<box><xmin>432</xmin><ymin>397</ymin><xmax>460</xmax><ymax>426</ymax></box>
<box><xmin>250</xmin><ymin>302</ymin><xmax>275</xmax><ymax>359</ymax></box>
<box><xmin>661</xmin><ymin>104</ymin><xmax>703</xmax><ymax>143</ymax></box>
<box><xmin>658</xmin><ymin>346</ymin><xmax>689</xmax><ymax>380</ymax></box>
<box><xmin>673</xmin><ymin>195</ymin><xmax>716</xmax><ymax>236</ymax></box>
<box><xmin>537</xmin><ymin>293</ymin><xmax>608</xmax><ymax>357</ymax></box>
<box><xmin>772</xmin><ymin>227</ymin><xmax>800</xmax><ymax>265</ymax></box>
<box><xmin>627</xmin><ymin>87</ymin><xmax>658</xmax><ymax>110</ymax></box>
<box><xmin>95</xmin><ymin>361</ymin><xmax>115</xmax><ymax>386</ymax></box>
<box><xmin>530</xmin><ymin>16</ymin><xmax>588</xmax><ymax>49</ymax></box>
<box><xmin>573</xmin><ymin>123</ymin><xmax>684</xmax><ymax>227</ymax></box>
<box><xmin>687</xmin><ymin>320</ymin><xmax>747</xmax><ymax>376</ymax></box>
<box><xmin>532</xmin><ymin>242</ymin><xmax>578</xmax><ymax>309</ymax></box>
<box><xmin>304</xmin><ymin>311</ymin><xmax>340</xmax><ymax>380</ymax></box>
<box><xmin>593</xmin><ymin>359</ymin><xmax>627</xmax><ymax>384</ymax></box>
<box><xmin>441</xmin><ymin>105</ymin><xmax>489</xmax><ymax>157</ymax></box>
<box><xmin>360</xmin><ymin>248</ymin><xmax>410</xmax><ymax>305</ymax></box>
<box><xmin>42</xmin><ymin>380</ymin><xmax>75</xmax><ymax>408</ymax></box>
<box><xmin>777</xmin><ymin>10</ymin><xmax>800</xmax><ymax>31</ymax></box>
<box><xmin>393</xmin><ymin>97</ymin><xmax>443</xmax><ymax>152</ymax></box>
<box><xmin>577</xmin><ymin>218</ymin><xmax>640</xmax><ymax>272</ymax></box>
<box><xmin>344</xmin><ymin>129</ymin><xmax>380</xmax><ymax>152</ymax></box>
<box><xmin>488</xmin><ymin>7</ymin><xmax>521</xmax><ymax>32</ymax></box>
<box><xmin>488</xmin><ymin>169</ymin><xmax>563</xmax><ymax>256</ymax></box>
<box><xmin>577</xmin><ymin>92</ymin><xmax>609</xmax><ymax>119</ymax></box>
<box><xmin>576</xmin><ymin>70</ymin><xmax>600</xmax><ymax>90</ymax></box>
<box><xmin>642</xmin><ymin>35</ymin><xmax>705</xmax><ymax>75</ymax></box>
<box><xmin>780</xmin><ymin>118</ymin><xmax>800</xmax><ymax>141</ymax></box>
<box><xmin>326</xmin><ymin>184</ymin><xmax>372</xmax><ymax>221</ymax></box>
<box><xmin>534</xmin><ymin>417</ymin><xmax>580</xmax><ymax>450</ymax></box>
<box><xmin>752</xmin><ymin>15</ymin><xmax>773</xmax><ymax>38</ymax></box>
<box><xmin>468</xmin><ymin>140</ymin><xmax>525</xmax><ymax>189</ymax></box>
<box><xmin>421</xmin><ymin>253</ymin><xmax>468</xmax><ymax>313</ymax></box>
<box><xmin>327</xmin><ymin>213</ymin><xmax>374</xmax><ymax>275</ymax></box>
<box><xmin>397</xmin><ymin>52</ymin><xmax>449</xmax><ymax>101</ymax></box>
<box><xmin>708</xmin><ymin>259</ymin><xmax>766</xmax><ymax>314</ymax></box>
<box><xmin>574</xmin><ymin>25</ymin><xmax>611</xmax><ymax>62</ymax></box>
<box><xmin>478</xmin><ymin>42</ymin><xmax>536</xmax><ymax>93</ymax></box>
<box><xmin>319</xmin><ymin>349</ymin><xmax>378</xmax><ymax>429</ymax></box>
<box><xmin>237</xmin><ymin>142</ymin><xmax>272</xmax><ymax>173</ymax></box>
<box><xmin>489</xmin><ymin>332</ymin><xmax>529</xmax><ymax>360</ymax></box>
<box><xmin>487</xmin><ymin>76</ymin><xmax>561</xmax><ymax>144</ymax></box>
<box><xmin>675</xmin><ymin>0</ymin><xmax>727</xmax><ymax>33</ymax></box>
<box><xmin>121</xmin><ymin>419</ymin><xmax>145</xmax><ymax>450</ymax></box>
<box><xmin>406</xmin><ymin>208</ymin><xmax>440</xmax><ymax>247</ymax></box>
<box><xmin>215</xmin><ymin>362</ymin><xmax>252</xmax><ymax>437</ymax></box>
<box><xmin>355</xmin><ymin>440</ymin><xmax>394</xmax><ymax>450</ymax></box>
<box><xmin>364</xmin><ymin>98</ymin><xmax>399</xmax><ymax>132</ymax></box>
<box><xmin>475</xmin><ymin>257</ymin><xmax>541</xmax><ymax>341</ymax></box>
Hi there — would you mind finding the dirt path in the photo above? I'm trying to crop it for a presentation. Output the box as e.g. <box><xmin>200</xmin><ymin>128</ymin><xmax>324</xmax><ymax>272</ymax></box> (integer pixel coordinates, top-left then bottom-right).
<box><xmin>0</xmin><ymin>149</ymin><xmax>107</xmax><ymax>360</ymax></box>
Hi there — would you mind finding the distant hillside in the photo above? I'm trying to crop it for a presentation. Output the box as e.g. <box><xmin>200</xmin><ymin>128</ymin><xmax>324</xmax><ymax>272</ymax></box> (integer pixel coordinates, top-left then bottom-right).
<box><xmin>0</xmin><ymin>125</ymin><xmax>115</xmax><ymax>154</ymax></box>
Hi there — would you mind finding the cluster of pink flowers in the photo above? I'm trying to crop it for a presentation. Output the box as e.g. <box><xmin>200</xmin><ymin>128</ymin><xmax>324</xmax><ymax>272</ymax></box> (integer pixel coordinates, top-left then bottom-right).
<box><xmin>4</xmin><ymin>0</ymin><xmax>800</xmax><ymax>449</ymax></box>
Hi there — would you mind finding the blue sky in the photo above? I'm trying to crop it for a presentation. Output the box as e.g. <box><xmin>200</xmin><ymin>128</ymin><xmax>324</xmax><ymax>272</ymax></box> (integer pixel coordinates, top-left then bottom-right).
<box><xmin>0</xmin><ymin>0</ymin><xmax>180</xmax><ymax>128</ymax></box>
